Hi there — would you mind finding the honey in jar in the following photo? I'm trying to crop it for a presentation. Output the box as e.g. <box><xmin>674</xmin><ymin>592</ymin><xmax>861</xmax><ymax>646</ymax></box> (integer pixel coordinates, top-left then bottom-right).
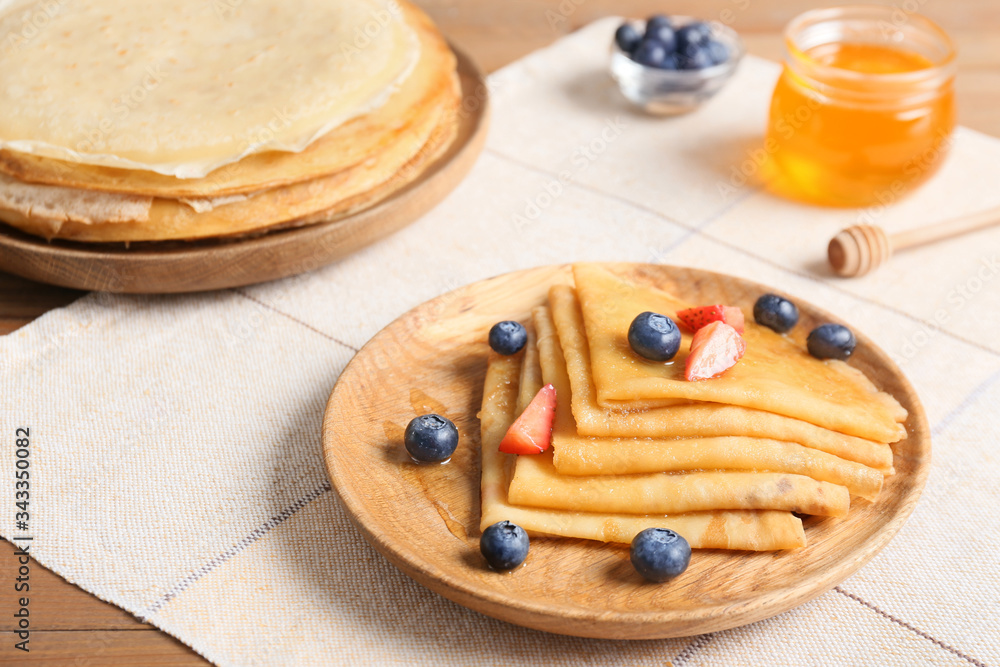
<box><xmin>765</xmin><ymin>7</ymin><xmax>956</xmax><ymax>207</ymax></box>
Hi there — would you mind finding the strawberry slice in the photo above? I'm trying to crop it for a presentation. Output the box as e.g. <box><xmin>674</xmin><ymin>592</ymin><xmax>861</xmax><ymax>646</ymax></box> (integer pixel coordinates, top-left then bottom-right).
<box><xmin>685</xmin><ymin>321</ymin><xmax>746</xmax><ymax>381</ymax></box>
<box><xmin>676</xmin><ymin>305</ymin><xmax>745</xmax><ymax>334</ymax></box>
<box><xmin>722</xmin><ymin>306</ymin><xmax>745</xmax><ymax>334</ymax></box>
<box><xmin>499</xmin><ymin>384</ymin><xmax>556</xmax><ymax>455</ymax></box>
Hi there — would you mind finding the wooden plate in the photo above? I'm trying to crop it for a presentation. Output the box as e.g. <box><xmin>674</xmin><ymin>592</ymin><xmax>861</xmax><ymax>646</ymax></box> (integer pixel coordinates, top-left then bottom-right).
<box><xmin>321</xmin><ymin>263</ymin><xmax>930</xmax><ymax>639</ymax></box>
<box><xmin>0</xmin><ymin>47</ymin><xmax>488</xmax><ymax>294</ymax></box>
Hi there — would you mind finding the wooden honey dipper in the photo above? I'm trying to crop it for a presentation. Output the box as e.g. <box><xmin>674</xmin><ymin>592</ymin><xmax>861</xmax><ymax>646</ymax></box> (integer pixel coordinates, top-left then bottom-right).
<box><xmin>828</xmin><ymin>204</ymin><xmax>1000</xmax><ymax>277</ymax></box>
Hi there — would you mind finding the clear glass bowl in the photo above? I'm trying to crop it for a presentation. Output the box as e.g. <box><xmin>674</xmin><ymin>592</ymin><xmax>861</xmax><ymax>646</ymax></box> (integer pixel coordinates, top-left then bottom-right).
<box><xmin>610</xmin><ymin>18</ymin><xmax>745</xmax><ymax>115</ymax></box>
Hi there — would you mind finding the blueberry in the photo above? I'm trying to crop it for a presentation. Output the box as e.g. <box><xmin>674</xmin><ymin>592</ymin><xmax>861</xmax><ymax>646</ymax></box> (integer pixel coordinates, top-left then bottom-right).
<box><xmin>645</xmin><ymin>14</ymin><xmax>672</xmax><ymax>34</ymax></box>
<box><xmin>690</xmin><ymin>21</ymin><xmax>714</xmax><ymax>39</ymax></box>
<box><xmin>677</xmin><ymin>43</ymin><xmax>714</xmax><ymax>70</ymax></box>
<box><xmin>404</xmin><ymin>414</ymin><xmax>458</xmax><ymax>463</ymax></box>
<box><xmin>615</xmin><ymin>23</ymin><xmax>642</xmax><ymax>53</ymax></box>
<box><xmin>488</xmin><ymin>320</ymin><xmax>527</xmax><ymax>355</ymax></box>
<box><xmin>480</xmin><ymin>520</ymin><xmax>529</xmax><ymax>570</ymax></box>
<box><xmin>632</xmin><ymin>38</ymin><xmax>669</xmax><ymax>68</ymax></box>
<box><xmin>704</xmin><ymin>39</ymin><xmax>730</xmax><ymax>65</ymax></box>
<box><xmin>630</xmin><ymin>528</ymin><xmax>691</xmax><ymax>582</ymax></box>
<box><xmin>753</xmin><ymin>294</ymin><xmax>799</xmax><ymax>333</ymax></box>
<box><xmin>628</xmin><ymin>311</ymin><xmax>681</xmax><ymax>361</ymax></box>
<box><xmin>658</xmin><ymin>52</ymin><xmax>679</xmax><ymax>70</ymax></box>
<box><xmin>676</xmin><ymin>22</ymin><xmax>711</xmax><ymax>50</ymax></box>
<box><xmin>807</xmin><ymin>323</ymin><xmax>856</xmax><ymax>360</ymax></box>
<box><xmin>644</xmin><ymin>22</ymin><xmax>676</xmax><ymax>52</ymax></box>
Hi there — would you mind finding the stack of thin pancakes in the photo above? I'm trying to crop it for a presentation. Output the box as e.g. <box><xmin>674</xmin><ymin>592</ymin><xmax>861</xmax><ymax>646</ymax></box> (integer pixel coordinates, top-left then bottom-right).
<box><xmin>480</xmin><ymin>264</ymin><xmax>908</xmax><ymax>551</ymax></box>
<box><xmin>0</xmin><ymin>0</ymin><xmax>459</xmax><ymax>242</ymax></box>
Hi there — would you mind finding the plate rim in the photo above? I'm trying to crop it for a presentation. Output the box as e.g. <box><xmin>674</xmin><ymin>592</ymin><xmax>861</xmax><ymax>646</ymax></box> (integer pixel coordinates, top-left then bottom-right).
<box><xmin>321</xmin><ymin>262</ymin><xmax>931</xmax><ymax>638</ymax></box>
<box><xmin>0</xmin><ymin>45</ymin><xmax>489</xmax><ymax>294</ymax></box>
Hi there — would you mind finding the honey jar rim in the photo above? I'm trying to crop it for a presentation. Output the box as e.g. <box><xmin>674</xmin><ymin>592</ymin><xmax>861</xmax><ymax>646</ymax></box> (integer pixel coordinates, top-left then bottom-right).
<box><xmin>783</xmin><ymin>5</ymin><xmax>957</xmax><ymax>86</ymax></box>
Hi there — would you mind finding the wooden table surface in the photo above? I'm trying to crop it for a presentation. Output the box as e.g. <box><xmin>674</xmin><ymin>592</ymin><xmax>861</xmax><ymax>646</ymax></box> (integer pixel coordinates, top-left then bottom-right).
<box><xmin>3</xmin><ymin>1</ymin><xmax>999</xmax><ymax>664</ymax></box>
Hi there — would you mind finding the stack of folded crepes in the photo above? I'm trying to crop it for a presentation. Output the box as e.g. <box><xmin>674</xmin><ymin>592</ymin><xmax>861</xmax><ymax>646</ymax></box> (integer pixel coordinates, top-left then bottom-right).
<box><xmin>0</xmin><ymin>0</ymin><xmax>459</xmax><ymax>242</ymax></box>
<box><xmin>480</xmin><ymin>264</ymin><xmax>908</xmax><ymax>551</ymax></box>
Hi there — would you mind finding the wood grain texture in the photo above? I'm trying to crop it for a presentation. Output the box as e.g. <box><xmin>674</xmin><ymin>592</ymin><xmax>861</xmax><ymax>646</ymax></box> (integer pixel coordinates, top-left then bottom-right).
<box><xmin>1</xmin><ymin>0</ymin><xmax>993</xmax><ymax>660</ymax></box>
<box><xmin>0</xmin><ymin>272</ymin><xmax>82</xmax><ymax>335</ymax></box>
<box><xmin>321</xmin><ymin>263</ymin><xmax>931</xmax><ymax>639</ymax></box>
<box><xmin>0</xmin><ymin>48</ymin><xmax>488</xmax><ymax>294</ymax></box>
<box><xmin>1</xmin><ymin>541</ymin><xmax>205</xmax><ymax>665</ymax></box>
<box><xmin>0</xmin><ymin>542</ymin><xmax>148</xmax><ymax>632</ymax></box>
<box><xmin>0</xmin><ymin>630</ymin><xmax>206</xmax><ymax>666</ymax></box>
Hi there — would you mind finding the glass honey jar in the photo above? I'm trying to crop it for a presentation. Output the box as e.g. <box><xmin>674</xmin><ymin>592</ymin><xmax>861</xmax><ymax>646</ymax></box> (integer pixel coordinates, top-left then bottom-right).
<box><xmin>765</xmin><ymin>6</ymin><xmax>956</xmax><ymax>207</ymax></box>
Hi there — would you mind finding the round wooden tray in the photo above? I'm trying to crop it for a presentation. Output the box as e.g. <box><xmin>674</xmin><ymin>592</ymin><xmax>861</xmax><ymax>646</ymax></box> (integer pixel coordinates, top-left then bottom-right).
<box><xmin>321</xmin><ymin>263</ymin><xmax>930</xmax><ymax>640</ymax></box>
<box><xmin>0</xmin><ymin>48</ymin><xmax>489</xmax><ymax>294</ymax></box>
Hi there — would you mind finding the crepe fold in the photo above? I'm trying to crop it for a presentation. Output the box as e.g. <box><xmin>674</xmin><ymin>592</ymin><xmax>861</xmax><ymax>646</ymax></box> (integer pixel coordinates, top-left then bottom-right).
<box><xmin>572</xmin><ymin>264</ymin><xmax>907</xmax><ymax>443</ymax></box>
<box><xmin>479</xmin><ymin>351</ymin><xmax>807</xmax><ymax>551</ymax></box>
<box><xmin>547</xmin><ymin>285</ymin><xmax>896</xmax><ymax>472</ymax></box>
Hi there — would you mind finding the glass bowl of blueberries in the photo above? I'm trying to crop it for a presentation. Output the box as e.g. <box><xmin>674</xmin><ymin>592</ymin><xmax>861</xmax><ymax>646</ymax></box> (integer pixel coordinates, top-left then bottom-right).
<box><xmin>611</xmin><ymin>14</ymin><xmax>745</xmax><ymax>115</ymax></box>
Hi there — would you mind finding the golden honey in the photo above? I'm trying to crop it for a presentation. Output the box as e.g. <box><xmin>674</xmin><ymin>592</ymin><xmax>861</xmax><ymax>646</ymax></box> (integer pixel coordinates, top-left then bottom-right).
<box><xmin>765</xmin><ymin>7</ymin><xmax>956</xmax><ymax>207</ymax></box>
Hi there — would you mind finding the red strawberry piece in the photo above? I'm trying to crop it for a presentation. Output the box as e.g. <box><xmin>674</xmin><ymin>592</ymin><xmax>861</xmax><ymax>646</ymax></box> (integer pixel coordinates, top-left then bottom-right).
<box><xmin>499</xmin><ymin>384</ymin><xmax>556</xmax><ymax>455</ymax></box>
<box><xmin>685</xmin><ymin>321</ymin><xmax>746</xmax><ymax>381</ymax></box>
<box><xmin>676</xmin><ymin>305</ymin><xmax>745</xmax><ymax>334</ymax></box>
<box><xmin>722</xmin><ymin>306</ymin><xmax>745</xmax><ymax>334</ymax></box>
<box><xmin>676</xmin><ymin>305</ymin><xmax>724</xmax><ymax>332</ymax></box>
